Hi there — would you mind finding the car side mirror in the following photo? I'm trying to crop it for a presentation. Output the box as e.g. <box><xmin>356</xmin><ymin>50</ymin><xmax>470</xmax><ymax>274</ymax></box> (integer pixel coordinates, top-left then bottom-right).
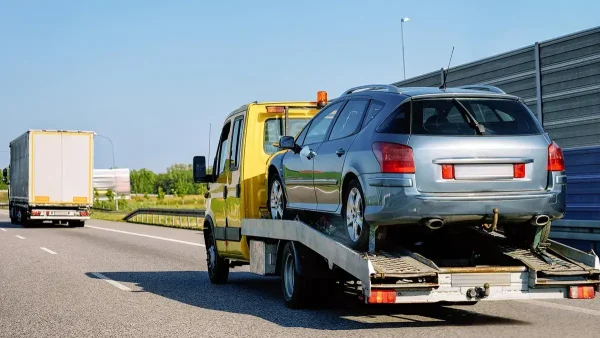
<box><xmin>279</xmin><ymin>136</ymin><xmax>295</xmax><ymax>150</ymax></box>
<box><xmin>193</xmin><ymin>156</ymin><xmax>208</xmax><ymax>183</ymax></box>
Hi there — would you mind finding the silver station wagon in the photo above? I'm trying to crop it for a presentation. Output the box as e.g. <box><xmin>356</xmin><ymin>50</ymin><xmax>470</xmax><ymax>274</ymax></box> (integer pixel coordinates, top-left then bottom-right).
<box><xmin>267</xmin><ymin>84</ymin><xmax>566</xmax><ymax>251</ymax></box>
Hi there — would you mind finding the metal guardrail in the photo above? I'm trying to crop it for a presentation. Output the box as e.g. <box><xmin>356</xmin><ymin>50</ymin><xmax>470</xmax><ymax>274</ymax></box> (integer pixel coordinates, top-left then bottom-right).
<box><xmin>123</xmin><ymin>208</ymin><xmax>205</xmax><ymax>229</ymax></box>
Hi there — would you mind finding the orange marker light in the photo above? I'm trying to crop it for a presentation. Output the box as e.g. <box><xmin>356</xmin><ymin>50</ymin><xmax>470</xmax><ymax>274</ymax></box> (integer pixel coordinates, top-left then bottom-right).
<box><xmin>317</xmin><ymin>91</ymin><xmax>328</xmax><ymax>107</ymax></box>
<box><xmin>266</xmin><ymin>106</ymin><xmax>285</xmax><ymax>113</ymax></box>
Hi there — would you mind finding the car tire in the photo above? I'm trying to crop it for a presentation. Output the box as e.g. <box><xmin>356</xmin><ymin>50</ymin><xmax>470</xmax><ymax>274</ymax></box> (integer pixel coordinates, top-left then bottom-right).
<box><xmin>281</xmin><ymin>242</ymin><xmax>311</xmax><ymax>309</ymax></box>
<box><xmin>342</xmin><ymin>179</ymin><xmax>370</xmax><ymax>251</ymax></box>
<box><xmin>268</xmin><ymin>173</ymin><xmax>286</xmax><ymax>219</ymax></box>
<box><xmin>205</xmin><ymin>222</ymin><xmax>229</xmax><ymax>284</ymax></box>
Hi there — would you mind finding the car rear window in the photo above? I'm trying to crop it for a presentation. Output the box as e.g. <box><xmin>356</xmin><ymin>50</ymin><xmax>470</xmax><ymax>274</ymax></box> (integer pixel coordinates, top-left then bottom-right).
<box><xmin>264</xmin><ymin>118</ymin><xmax>310</xmax><ymax>154</ymax></box>
<box><xmin>411</xmin><ymin>98</ymin><xmax>542</xmax><ymax>136</ymax></box>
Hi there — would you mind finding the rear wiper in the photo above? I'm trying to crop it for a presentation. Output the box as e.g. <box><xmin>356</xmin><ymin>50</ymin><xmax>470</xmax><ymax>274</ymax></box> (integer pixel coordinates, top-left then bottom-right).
<box><xmin>453</xmin><ymin>98</ymin><xmax>485</xmax><ymax>135</ymax></box>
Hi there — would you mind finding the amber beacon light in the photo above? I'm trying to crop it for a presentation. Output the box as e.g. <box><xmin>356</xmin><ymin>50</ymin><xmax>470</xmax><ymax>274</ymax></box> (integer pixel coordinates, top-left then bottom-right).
<box><xmin>317</xmin><ymin>91</ymin><xmax>328</xmax><ymax>107</ymax></box>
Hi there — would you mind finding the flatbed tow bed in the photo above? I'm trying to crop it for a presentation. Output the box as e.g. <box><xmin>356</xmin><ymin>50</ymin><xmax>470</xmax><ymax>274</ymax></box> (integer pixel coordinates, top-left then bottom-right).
<box><xmin>242</xmin><ymin>218</ymin><xmax>600</xmax><ymax>304</ymax></box>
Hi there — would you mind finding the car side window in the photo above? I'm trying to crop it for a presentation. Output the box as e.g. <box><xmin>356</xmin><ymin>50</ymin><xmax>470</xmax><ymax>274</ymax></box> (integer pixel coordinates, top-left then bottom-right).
<box><xmin>214</xmin><ymin>121</ymin><xmax>231</xmax><ymax>177</ymax></box>
<box><xmin>377</xmin><ymin>102</ymin><xmax>410</xmax><ymax>134</ymax></box>
<box><xmin>229</xmin><ymin>116</ymin><xmax>244</xmax><ymax>171</ymax></box>
<box><xmin>295</xmin><ymin>121</ymin><xmax>310</xmax><ymax>146</ymax></box>
<box><xmin>329</xmin><ymin>99</ymin><xmax>369</xmax><ymax>141</ymax></box>
<box><xmin>362</xmin><ymin>100</ymin><xmax>386</xmax><ymax>128</ymax></box>
<box><xmin>303</xmin><ymin>101</ymin><xmax>344</xmax><ymax>145</ymax></box>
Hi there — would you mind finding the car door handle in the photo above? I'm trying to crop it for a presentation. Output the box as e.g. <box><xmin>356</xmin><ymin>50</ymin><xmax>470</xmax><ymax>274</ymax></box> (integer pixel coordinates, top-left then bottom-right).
<box><xmin>336</xmin><ymin>148</ymin><xmax>346</xmax><ymax>157</ymax></box>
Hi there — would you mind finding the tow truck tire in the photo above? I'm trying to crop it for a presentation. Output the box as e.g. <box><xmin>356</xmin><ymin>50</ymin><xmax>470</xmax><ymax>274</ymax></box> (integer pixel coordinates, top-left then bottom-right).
<box><xmin>342</xmin><ymin>179</ymin><xmax>370</xmax><ymax>250</ymax></box>
<box><xmin>205</xmin><ymin>222</ymin><xmax>229</xmax><ymax>284</ymax></box>
<box><xmin>268</xmin><ymin>174</ymin><xmax>286</xmax><ymax>219</ymax></box>
<box><xmin>70</xmin><ymin>221</ymin><xmax>85</xmax><ymax>228</ymax></box>
<box><xmin>281</xmin><ymin>242</ymin><xmax>311</xmax><ymax>309</ymax></box>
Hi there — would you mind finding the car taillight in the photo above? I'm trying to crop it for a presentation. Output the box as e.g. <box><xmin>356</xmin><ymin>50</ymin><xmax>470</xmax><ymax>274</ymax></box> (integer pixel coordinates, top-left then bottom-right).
<box><xmin>367</xmin><ymin>289</ymin><xmax>397</xmax><ymax>304</ymax></box>
<box><xmin>441</xmin><ymin>164</ymin><xmax>454</xmax><ymax>179</ymax></box>
<box><xmin>372</xmin><ymin>142</ymin><xmax>415</xmax><ymax>174</ymax></box>
<box><xmin>548</xmin><ymin>142</ymin><xmax>565</xmax><ymax>171</ymax></box>
<box><xmin>569</xmin><ymin>286</ymin><xmax>595</xmax><ymax>299</ymax></box>
<box><xmin>513</xmin><ymin>163</ymin><xmax>525</xmax><ymax>178</ymax></box>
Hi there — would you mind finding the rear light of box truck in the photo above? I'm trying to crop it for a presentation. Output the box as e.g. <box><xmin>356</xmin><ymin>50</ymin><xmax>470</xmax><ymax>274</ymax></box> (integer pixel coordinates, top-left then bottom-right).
<box><xmin>569</xmin><ymin>286</ymin><xmax>595</xmax><ymax>299</ymax></box>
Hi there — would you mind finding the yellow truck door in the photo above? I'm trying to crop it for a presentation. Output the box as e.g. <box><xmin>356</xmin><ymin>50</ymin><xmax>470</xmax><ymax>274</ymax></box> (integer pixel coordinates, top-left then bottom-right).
<box><xmin>223</xmin><ymin>114</ymin><xmax>246</xmax><ymax>258</ymax></box>
<box><xmin>209</xmin><ymin>120</ymin><xmax>231</xmax><ymax>253</ymax></box>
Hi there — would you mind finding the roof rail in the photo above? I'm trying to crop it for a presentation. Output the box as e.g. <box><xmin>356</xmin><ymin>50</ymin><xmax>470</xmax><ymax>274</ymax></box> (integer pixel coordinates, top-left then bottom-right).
<box><xmin>456</xmin><ymin>84</ymin><xmax>506</xmax><ymax>94</ymax></box>
<box><xmin>342</xmin><ymin>84</ymin><xmax>401</xmax><ymax>96</ymax></box>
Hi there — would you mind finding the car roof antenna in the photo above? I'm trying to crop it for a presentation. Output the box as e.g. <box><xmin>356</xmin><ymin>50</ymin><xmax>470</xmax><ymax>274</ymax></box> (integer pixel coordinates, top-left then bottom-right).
<box><xmin>439</xmin><ymin>46</ymin><xmax>455</xmax><ymax>91</ymax></box>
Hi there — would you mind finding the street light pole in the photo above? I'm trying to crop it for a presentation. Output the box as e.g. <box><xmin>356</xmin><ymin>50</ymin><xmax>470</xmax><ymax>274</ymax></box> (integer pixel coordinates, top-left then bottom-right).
<box><xmin>94</xmin><ymin>134</ymin><xmax>117</xmax><ymax>210</ymax></box>
<box><xmin>95</xmin><ymin>134</ymin><xmax>116</xmax><ymax>169</ymax></box>
<box><xmin>401</xmin><ymin>17</ymin><xmax>410</xmax><ymax>80</ymax></box>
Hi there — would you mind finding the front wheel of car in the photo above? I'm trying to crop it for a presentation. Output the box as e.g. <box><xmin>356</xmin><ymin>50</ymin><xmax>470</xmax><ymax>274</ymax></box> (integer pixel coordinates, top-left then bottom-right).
<box><xmin>268</xmin><ymin>174</ymin><xmax>286</xmax><ymax>219</ymax></box>
<box><xmin>343</xmin><ymin>179</ymin><xmax>370</xmax><ymax>250</ymax></box>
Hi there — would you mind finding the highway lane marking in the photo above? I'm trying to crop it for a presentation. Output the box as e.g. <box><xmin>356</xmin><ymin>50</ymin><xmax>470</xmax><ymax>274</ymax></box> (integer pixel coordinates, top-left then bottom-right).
<box><xmin>1</xmin><ymin>228</ymin><xmax>6</xmax><ymax>232</ymax></box>
<box><xmin>15</xmin><ymin>235</ymin><xmax>25</xmax><ymax>240</ymax></box>
<box><xmin>86</xmin><ymin>225</ymin><xmax>205</xmax><ymax>247</ymax></box>
<box><xmin>515</xmin><ymin>300</ymin><xmax>600</xmax><ymax>316</ymax></box>
<box><xmin>90</xmin><ymin>272</ymin><xmax>132</xmax><ymax>292</ymax></box>
<box><xmin>40</xmin><ymin>247</ymin><xmax>57</xmax><ymax>255</ymax></box>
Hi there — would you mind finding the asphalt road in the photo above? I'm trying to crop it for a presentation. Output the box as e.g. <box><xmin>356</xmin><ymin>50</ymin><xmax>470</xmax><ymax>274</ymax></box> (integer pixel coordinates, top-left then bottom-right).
<box><xmin>2</xmin><ymin>212</ymin><xmax>600</xmax><ymax>338</ymax></box>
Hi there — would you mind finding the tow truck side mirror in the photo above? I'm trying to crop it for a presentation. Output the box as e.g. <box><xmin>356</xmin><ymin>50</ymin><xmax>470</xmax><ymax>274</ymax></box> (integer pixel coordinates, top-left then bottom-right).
<box><xmin>192</xmin><ymin>156</ymin><xmax>208</xmax><ymax>183</ymax></box>
<box><xmin>279</xmin><ymin>136</ymin><xmax>295</xmax><ymax>150</ymax></box>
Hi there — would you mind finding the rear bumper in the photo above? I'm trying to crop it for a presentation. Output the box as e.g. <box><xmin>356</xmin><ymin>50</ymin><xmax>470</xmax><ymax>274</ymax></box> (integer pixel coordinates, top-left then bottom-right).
<box><xmin>360</xmin><ymin>172</ymin><xmax>566</xmax><ymax>226</ymax></box>
<box><xmin>29</xmin><ymin>216</ymin><xmax>90</xmax><ymax>221</ymax></box>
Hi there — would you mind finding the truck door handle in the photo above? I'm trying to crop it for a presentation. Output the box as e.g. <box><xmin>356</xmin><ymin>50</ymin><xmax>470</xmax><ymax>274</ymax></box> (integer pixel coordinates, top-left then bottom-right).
<box><xmin>336</xmin><ymin>148</ymin><xmax>346</xmax><ymax>157</ymax></box>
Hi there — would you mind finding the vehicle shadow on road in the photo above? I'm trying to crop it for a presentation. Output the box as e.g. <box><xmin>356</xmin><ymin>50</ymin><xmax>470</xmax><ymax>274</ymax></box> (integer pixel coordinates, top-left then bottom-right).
<box><xmin>85</xmin><ymin>270</ymin><xmax>529</xmax><ymax>330</ymax></box>
<box><xmin>0</xmin><ymin>220</ymin><xmax>75</xmax><ymax>229</ymax></box>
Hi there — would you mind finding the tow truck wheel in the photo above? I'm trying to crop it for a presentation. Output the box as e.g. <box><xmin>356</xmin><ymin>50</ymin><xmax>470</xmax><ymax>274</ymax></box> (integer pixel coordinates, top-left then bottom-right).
<box><xmin>342</xmin><ymin>180</ymin><xmax>370</xmax><ymax>250</ymax></box>
<box><xmin>205</xmin><ymin>223</ymin><xmax>229</xmax><ymax>284</ymax></box>
<box><xmin>268</xmin><ymin>174</ymin><xmax>286</xmax><ymax>219</ymax></box>
<box><xmin>281</xmin><ymin>242</ymin><xmax>311</xmax><ymax>309</ymax></box>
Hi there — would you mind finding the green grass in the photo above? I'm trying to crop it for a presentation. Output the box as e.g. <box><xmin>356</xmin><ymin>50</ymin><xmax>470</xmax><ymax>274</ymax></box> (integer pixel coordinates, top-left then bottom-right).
<box><xmin>91</xmin><ymin>194</ymin><xmax>205</xmax><ymax>230</ymax></box>
<box><xmin>0</xmin><ymin>191</ymin><xmax>7</xmax><ymax>203</ymax></box>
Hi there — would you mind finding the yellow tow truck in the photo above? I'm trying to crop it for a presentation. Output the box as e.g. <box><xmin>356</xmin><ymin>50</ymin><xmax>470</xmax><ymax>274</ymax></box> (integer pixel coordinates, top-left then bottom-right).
<box><xmin>192</xmin><ymin>91</ymin><xmax>600</xmax><ymax>309</ymax></box>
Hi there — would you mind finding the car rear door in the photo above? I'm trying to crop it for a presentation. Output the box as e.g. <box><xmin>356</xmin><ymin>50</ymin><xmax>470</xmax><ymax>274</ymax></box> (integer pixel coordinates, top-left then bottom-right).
<box><xmin>408</xmin><ymin>97</ymin><xmax>549</xmax><ymax>193</ymax></box>
<box><xmin>313</xmin><ymin>99</ymin><xmax>369</xmax><ymax>212</ymax></box>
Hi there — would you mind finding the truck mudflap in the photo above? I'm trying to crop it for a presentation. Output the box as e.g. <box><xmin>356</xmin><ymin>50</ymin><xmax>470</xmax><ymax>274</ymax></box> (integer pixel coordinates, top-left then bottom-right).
<box><xmin>242</xmin><ymin>218</ymin><xmax>600</xmax><ymax>303</ymax></box>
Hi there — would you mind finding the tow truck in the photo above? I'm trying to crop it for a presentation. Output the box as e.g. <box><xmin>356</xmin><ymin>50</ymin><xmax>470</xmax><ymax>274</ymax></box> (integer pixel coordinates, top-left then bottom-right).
<box><xmin>192</xmin><ymin>90</ymin><xmax>600</xmax><ymax>308</ymax></box>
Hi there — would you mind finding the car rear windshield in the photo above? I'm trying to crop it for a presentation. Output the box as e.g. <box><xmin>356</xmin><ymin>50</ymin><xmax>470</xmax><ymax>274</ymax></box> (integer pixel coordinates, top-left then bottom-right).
<box><xmin>264</xmin><ymin>118</ymin><xmax>310</xmax><ymax>154</ymax></box>
<box><xmin>411</xmin><ymin>98</ymin><xmax>542</xmax><ymax>136</ymax></box>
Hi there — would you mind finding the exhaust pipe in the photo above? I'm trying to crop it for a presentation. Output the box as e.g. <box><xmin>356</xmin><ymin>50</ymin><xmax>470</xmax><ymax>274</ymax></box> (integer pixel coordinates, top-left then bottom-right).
<box><xmin>424</xmin><ymin>218</ymin><xmax>444</xmax><ymax>230</ymax></box>
<box><xmin>531</xmin><ymin>214</ymin><xmax>550</xmax><ymax>226</ymax></box>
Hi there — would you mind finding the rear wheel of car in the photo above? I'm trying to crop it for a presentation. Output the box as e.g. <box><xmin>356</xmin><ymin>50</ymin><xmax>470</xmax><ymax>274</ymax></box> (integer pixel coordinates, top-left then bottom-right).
<box><xmin>343</xmin><ymin>179</ymin><xmax>370</xmax><ymax>250</ymax></box>
<box><xmin>268</xmin><ymin>174</ymin><xmax>286</xmax><ymax>219</ymax></box>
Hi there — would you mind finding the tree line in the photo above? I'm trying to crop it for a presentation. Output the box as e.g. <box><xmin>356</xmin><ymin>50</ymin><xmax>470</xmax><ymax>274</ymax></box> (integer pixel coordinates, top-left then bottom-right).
<box><xmin>130</xmin><ymin>163</ymin><xmax>210</xmax><ymax>198</ymax></box>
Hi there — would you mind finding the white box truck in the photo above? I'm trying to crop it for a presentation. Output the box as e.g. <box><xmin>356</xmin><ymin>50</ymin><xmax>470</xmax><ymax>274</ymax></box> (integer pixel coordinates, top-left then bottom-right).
<box><xmin>2</xmin><ymin>130</ymin><xmax>94</xmax><ymax>227</ymax></box>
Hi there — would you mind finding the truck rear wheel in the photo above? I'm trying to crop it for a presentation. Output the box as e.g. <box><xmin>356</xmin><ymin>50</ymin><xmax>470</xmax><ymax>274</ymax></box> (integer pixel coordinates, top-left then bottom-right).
<box><xmin>281</xmin><ymin>242</ymin><xmax>312</xmax><ymax>309</ymax></box>
<box><xmin>205</xmin><ymin>223</ymin><xmax>229</xmax><ymax>284</ymax></box>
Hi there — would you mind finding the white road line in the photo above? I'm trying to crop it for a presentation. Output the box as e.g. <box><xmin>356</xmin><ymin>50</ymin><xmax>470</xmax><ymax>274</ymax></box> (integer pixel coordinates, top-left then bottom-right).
<box><xmin>515</xmin><ymin>300</ymin><xmax>600</xmax><ymax>316</ymax></box>
<box><xmin>40</xmin><ymin>247</ymin><xmax>57</xmax><ymax>255</ymax></box>
<box><xmin>15</xmin><ymin>235</ymin><xmax>25</xmax><ymax>240</ymax></box>
<box><xmin>0</xmin><ymin>228</ymin><xmax>7</xmax><ymax>232</ymax></box>
<box><xmin>86</xmin><ymin>225</ymin><xmax>205</xmax><ymax>247</ymax></box>
<box><xmin>90</xmin><ymin>272</ymin><xmax>132</xmax><ymax>292</ymax></box>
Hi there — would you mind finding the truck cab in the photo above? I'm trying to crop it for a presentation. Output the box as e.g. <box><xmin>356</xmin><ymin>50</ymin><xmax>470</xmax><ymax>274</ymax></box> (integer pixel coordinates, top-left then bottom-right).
<box><xmin>192</xmin><ymin>93</ymin><xmax>327</xmax><ymax>279</ymax></box>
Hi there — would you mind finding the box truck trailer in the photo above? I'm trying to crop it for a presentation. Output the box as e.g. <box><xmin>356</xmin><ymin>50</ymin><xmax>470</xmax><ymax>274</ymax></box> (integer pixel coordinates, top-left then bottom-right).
<box><xmin>2</xmin><ymin>130</ymin><xmax>94</xmax><ymax>227</ymax></box>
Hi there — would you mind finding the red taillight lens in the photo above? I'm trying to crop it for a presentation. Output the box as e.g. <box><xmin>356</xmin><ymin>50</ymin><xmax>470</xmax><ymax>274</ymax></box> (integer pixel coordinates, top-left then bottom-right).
<box><xmin>569</xmin><ymin>286</ymin><xmax>595</xmax><ymax>299</ymax></box>
<box><xmin>372</xmin><ymin>142</ymin><xmax>415</xmax><ymax>174</ymax></box>
<box><xmin>513</xmin><ymin>163</ymin><xmax>525</xmax><ymax>178</ymax></box>
<box><xmin>368</xmin><ymin>289</ymin><xmax>397</xmax><ymax>304</ymax></box>
<box><xmin>548</xmin><ymin>142</ymin><xmax>565</xmax><ymax>171</ymax></box>
<box><xmin>441</xmin><ymin>164</ymin><xmax>454</xmax><ymax>179</ymax></box>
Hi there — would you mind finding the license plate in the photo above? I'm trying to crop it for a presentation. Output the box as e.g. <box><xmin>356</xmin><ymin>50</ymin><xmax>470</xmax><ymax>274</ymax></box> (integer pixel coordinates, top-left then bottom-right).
<box><xmin>454</xmin><ymin>164</ymin><xmax>513</xmax><ymax>180</ymax></box>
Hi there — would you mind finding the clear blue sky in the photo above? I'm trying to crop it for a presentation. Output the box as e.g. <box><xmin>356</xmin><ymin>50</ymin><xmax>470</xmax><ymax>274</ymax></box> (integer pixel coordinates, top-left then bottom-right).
<box><xmin>1</xmin><ymin>0</ymin><xmax>599</xmax><ymax>172</ymax></box>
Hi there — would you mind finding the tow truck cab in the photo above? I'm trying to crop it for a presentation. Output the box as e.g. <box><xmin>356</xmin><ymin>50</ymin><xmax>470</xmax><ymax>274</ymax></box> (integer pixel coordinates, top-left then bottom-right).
<box><xmin>192</xmin><ymin>93</ymin><xmax>327</xmax><ymax>261</ymax></box>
